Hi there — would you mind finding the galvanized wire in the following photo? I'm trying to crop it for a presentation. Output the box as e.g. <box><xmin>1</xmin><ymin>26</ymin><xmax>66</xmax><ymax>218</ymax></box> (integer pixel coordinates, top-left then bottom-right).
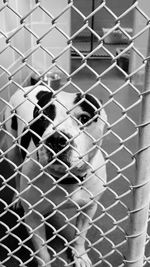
<box><xmin>0</xmin><ymin>0</ymin><xmax>150</xmax><ymax>267</ymax></box>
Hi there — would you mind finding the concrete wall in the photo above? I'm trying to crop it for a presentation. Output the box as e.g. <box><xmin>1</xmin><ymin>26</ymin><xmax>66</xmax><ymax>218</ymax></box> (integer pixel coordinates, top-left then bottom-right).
<box><xmin>0</xmin><ymin>0</ymin><xmax>70</xmax><ymax>116</ymax></box>
<box><xmin>0</xmin><ymin>0</ymin><xmax>32</xmax><ymax>112</ymax></box>
<box><xmin>30</xmin><ymin>0</ymin><xmax>71</xmax><ymax>75</ymax></box>
<box><xmin>71</xmin><ymin>0</ymin><xmax>134</xmax><ymax>36</ymax></box>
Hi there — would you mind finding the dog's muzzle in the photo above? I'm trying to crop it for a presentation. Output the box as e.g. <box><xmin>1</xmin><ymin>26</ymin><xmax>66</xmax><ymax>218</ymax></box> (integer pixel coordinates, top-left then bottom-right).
<box><xmin>45</xmin><ymin>131</ymin><xmax>70</xmax><ymax>153</ymax></box>
<box><xmin>43</xmin><ymin>132</ymin><xmax>86</xmax><ymax>184</ymax></box>
<box><xmin>45</xmin><ymin>131</ymin><xmax>72</xmax><ymax>170</ymax></box>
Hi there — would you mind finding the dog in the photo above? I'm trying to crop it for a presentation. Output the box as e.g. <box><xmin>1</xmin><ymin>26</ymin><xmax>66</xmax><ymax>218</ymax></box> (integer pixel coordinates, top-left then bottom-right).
<box><xmin>1</xmin><ymin>85</ymin><xmax>107</xmax><ymax>267</ymax></box>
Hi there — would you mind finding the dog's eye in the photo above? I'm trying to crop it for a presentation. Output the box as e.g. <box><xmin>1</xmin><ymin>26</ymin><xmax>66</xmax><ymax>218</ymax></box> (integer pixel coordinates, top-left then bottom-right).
<box><xmin>78</xmin><ymin>114</ymin><xmax>91</xmax><ymax>125</ymax></box>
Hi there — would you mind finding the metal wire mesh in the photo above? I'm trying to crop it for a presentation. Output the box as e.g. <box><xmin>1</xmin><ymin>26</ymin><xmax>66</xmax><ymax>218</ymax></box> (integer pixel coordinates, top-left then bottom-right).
<box><xmin>0</xmin><ymin>0</ymin><xmax>150</xmax><ymax>266</ymax></box>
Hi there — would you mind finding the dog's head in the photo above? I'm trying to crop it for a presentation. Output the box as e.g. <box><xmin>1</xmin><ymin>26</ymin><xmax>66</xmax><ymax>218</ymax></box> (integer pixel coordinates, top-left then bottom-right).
<box><xmin>24</xmin><ymin>90</ymin><xmax>107</xmax><ymax>183</ymax></box>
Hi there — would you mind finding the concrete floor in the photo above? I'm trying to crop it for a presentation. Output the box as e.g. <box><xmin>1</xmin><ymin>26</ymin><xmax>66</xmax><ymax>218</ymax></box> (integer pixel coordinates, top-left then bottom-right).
<box><xmin>0</xmin><ymin>58</ymin><xmax>142</xmax><ymax>266</ymax></box>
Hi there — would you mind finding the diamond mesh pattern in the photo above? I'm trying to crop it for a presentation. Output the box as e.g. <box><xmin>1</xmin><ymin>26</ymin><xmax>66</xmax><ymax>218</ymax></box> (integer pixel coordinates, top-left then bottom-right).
<box><xmin>0</xmin><ymin>0</ymin><xmax>150</xmax><ymax>267</ymax></box>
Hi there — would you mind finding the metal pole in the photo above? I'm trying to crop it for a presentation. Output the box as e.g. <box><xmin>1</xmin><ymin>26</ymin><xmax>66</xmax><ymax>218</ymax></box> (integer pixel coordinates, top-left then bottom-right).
<box><xmin>125</xmin><ymin>28</ymin><xmax>150</xmax><ymax>266</ymax></box>
<box><xmin>90</xmin><ymin>0</ymin><xmax>95</xmax><ymax>52</ymax></box>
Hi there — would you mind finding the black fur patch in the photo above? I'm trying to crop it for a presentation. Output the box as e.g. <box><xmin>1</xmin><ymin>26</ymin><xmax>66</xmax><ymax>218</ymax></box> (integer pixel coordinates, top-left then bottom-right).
<box><xmin>11</xmin><ymin>112</ymin><xmax>18</xmax><ymax>131</ymax></box>
<box><xmin>74</xmin><ymin>93</ymin><xmax>100</xmax><ymax>121</ymax></box>
<box><xmin>20</xmin><ymin>92</ymin><xmax>56</xmax><ymax>158</ymax></box>
<box><xmin>20</xmin><ymin>130</ymin><xmax>32</xmax><ymax>159</ymax></box>
<box><xmin>36</xmin><ymin>90</ymin><xmax>50</xmax><ymax>100</ymax></box>
<box><xmin>31</xmin><ymin>92</ymin><xmax>56</xmax><ymax>146</ymax></box>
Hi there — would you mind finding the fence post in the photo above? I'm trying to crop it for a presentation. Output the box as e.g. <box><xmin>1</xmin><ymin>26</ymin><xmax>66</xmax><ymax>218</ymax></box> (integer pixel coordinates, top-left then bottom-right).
<box><xmin>125</xmin><ymin>28</ymin><xmax>150</xmax><ymax>267</ymax></box>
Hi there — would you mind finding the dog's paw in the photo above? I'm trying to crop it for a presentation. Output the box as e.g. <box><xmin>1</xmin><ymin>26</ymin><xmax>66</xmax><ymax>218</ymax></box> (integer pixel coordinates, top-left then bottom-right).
<box><xmin>73</xmin><ymin>252</ymin><xmax>92</xmax><ymax>267</ymax></box>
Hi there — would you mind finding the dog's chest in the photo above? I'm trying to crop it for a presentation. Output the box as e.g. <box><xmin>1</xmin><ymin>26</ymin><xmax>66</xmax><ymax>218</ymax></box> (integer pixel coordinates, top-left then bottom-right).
<box><xmin>20</xmin><ymin>169</ymin><xmax>91</xmax><ymax>214</ymax></box>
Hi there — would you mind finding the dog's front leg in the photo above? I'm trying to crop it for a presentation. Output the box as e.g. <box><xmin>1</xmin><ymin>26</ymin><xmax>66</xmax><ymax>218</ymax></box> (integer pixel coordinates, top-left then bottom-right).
<box><xmin>25</xmin><ymin>211</ymin><xmax>51</xmax><ymax>267</ymax></box>
<box><xmin>72</xmin><ymin>203</ymin><xmax>97</xmax><ymax>267</ymax></box>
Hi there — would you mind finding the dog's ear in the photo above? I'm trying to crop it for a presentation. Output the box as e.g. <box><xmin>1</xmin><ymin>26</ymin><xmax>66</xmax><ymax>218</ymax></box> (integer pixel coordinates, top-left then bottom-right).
<box><xmin>34</xmin><ymin>91</ymin><xmax>54</xmax><ymax>118</ymax></box>
<box><xmin>74</xmin><ymin>93</ymin><xmax>101</xmax><ymax>116</ymax></box>
<box><xmin>36</xmin><ymin>90</ymin><xmax>51</xmax><ymax>101</ymax></box>
<box><xmin>86</xmin><ymin>95</ymin><xmax>107</xmax><ymax>141</ymax></box>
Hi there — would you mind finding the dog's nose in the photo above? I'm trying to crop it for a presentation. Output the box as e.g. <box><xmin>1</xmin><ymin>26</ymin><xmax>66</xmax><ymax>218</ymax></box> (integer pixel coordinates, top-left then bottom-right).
<box><xmin>46</xmin><ymin>132</ymin><xmax>69</xmax><ymax>153</ymax></box>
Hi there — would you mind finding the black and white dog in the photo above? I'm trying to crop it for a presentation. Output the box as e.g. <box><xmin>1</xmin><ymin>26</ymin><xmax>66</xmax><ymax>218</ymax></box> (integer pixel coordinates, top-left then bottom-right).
<box><xmin>2</xmin><ymin>85</ymin><xmax>107</xmax><ymax>267</ymax></box>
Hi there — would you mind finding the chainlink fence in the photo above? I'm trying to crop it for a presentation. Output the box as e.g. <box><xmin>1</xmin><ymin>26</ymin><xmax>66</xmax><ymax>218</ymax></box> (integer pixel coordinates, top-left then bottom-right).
<box><xmin>0</xmin><ymin>0</ymin><xmax>150</xmax><ymax>266</ymax></box>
